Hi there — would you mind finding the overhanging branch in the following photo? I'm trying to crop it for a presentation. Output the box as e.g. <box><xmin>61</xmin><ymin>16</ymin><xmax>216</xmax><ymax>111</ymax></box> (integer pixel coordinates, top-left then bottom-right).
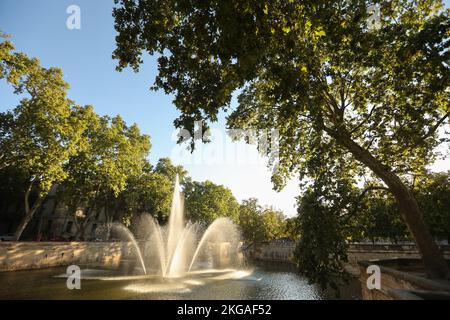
<box><xmin>349</xmin><ymin>105</ymin><xmax>377</xmax><ymax>135</ymax></box>
<box><xmin>413</xmin><ymin>112</ymin><xmax>450</xmax><ymax>148</ymax></box>
<box><xmin>342</xmin><ymin>185</ymin><xmax>390</xmax><ymax>223</ymax></box>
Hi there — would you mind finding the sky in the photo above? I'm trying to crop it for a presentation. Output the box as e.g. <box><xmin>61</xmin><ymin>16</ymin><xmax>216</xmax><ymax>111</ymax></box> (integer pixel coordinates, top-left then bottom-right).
<box><xmin>0</xmin><ymin>0</ymin><xmax>449</xmax><ymax>217</ymax></box>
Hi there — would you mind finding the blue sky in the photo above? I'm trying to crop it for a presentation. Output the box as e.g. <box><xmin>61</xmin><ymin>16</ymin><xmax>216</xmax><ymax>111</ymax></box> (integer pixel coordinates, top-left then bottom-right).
<box><xmin>1</xmin><ymin>0</ymin><xmax>449</xmax><ymax>217</ymax></box>
<box><xmin>0</xmin><ymin>0</ymin><xmax>180</xmax><ymax>163</ymax></box>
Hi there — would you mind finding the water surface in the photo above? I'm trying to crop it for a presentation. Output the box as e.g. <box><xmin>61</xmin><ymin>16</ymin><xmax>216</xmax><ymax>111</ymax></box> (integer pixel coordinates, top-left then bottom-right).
<box><xmin>0</xmin><ymin>262</ymin><xmax>361</xmax><ymax>300</ymax></box>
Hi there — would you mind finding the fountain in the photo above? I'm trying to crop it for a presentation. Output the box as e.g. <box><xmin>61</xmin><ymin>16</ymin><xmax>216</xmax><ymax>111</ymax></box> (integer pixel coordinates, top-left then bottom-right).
<box><xmin>97</xmin><ymin>175</ymin><xmax>243</xmax><ymax>278</ymax></box>
<box><xmin>37</xmin><ymin>175</ymin><xmax>354</xmax><ymax>299</ymax></box>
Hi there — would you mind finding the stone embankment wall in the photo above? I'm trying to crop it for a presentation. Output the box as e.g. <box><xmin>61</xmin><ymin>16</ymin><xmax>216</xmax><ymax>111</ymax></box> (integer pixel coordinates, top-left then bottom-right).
<box><xmin>347</xmin><ymin>244</ymin><xmax>450</xmax><ymax>275</ymax></box>
<box><xmin>0</xmin><ymin>241</ymin><xmax>134</xmax><ymax>272</ymax></box>
<box><xmin>358</xmin><ymin>259</ymin><xmax>450</xmax><ymax>300</ymax></box>
<box><xmin>245</xmin><ymin>242</ymin><xmax>450</xmax><ymax>275</ymax></box>
<box><xmin>244</xmin><ymin>241</ymin><xmax>296</xmax><ymax>263</ymax></box>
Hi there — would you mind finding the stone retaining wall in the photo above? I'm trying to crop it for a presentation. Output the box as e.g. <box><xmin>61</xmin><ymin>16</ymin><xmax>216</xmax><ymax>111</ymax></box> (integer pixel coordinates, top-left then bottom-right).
<box><xmin>358</xmin><ymin>259</ymin><xmax>450</xmax><ymax>300</ymax></box>
<box><xmin>245</xmin><ymin>242</ymin><xmax>295</xmax><ymax>263</ymax></box>
<box><xmin>245</xmin><ymin>242</ymin><xmax>450</xmax><ymax>275</ymax></box>
<box><xmin>0</xmin><ymin>242</ymin><xmax>134</xmax><ymax>272</ymax></box>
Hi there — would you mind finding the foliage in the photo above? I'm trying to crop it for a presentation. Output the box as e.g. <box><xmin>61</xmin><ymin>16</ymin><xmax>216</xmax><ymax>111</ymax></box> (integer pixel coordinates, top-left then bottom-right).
<box><xmin>239</xmin><ymin>198</ymin><xmax>287</xmax><ymax>243</ymax></box>
<box><xmin>58</xmin><ymin>106</ymin><xmax>150</xmax><ymax>238</ymax></box>
<box><xmin>351</xmin><ymin>172</ymin><xmax>450</xmax><ymax>241</ymax></box>
<box><xmin>154</xmin><ymin>157</ymin><xmax>188</xmax><ymax>183</ymax></box>
<box><xmin>124</xmin><ymin>171</ymin><xmax>173</xmax><ymax>224</ymax></box>
<box><xmin>284</xmin><ymin>217</ymin><xmax>300</xmax><ymax>241</ymax></box>
<box><xmin>351</xmin><ymin>190</ymin><xmax>410</xmax><ymax>242</ymax></box>
<box><xmin>123</xmin><ymin>157</ymin><xmax>188</xmax><ymax>224</ymax></box>
<box><xmin>294</xmin><ymin>187</ymin><xmax>351</xmax><ymax>292</ymax></box>
<box><xmin>0</xmin><ymin>38</ymin><xmax>151</xmax><ymax>238</ymax></box>
<box><xmin>183</xmin><ymin>180</ymin><xmax>240</xmax><ymax>225</ymax></box>
<box><xmin>417</xmin><ymin>172</ymin><xmax>450</xmax><ymax>240</ymax></box>
<box><xmin>0</xmin><ymin>39</ymin><xmax>85</xmax><ymax>239</ymax></box>
<box><xmin>112</xmin><ymin>0</ymin><xmax>450</xmax><ymax>278</ymax></box>
<box><xmin>293</xmin><ymin>160</ymin><xmax>359</xmax><ymax>291</ymax></box>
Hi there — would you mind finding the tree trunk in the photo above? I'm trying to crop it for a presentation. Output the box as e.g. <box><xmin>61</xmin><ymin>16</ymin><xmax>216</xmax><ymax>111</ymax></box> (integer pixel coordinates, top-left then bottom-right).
<box><xmin>74</xmin><ymin>225</ymin><xmax>83</xmax><ymax>241</ymax></box>
<box><xmin>13</xmin><ymin>182</ymin><xmax>44</xmax><ymax>241</ymax></box>
<box><xmin>74</xmin><ymin>204</ymin><xmax>96</xmax><ymax>241</ymax></box>
<box><xmin>103</xmin><ymin>206</ymin><xmax>111</xmax><ymax>240</ymax></box>
<box><xmin>332</xmin><ymin>129</ymin><xmax>448</xmax><ymax>278</ymax></box>
<box><xmin>60</xmin><ymin>209</ymin><xmax>70</xmax><ymax>238</ymax></box>
<box><xmin>36</xmin><ymin>194</ymin><xmax>51</xmax><ymax>240</ymax></box>
<box><xmin>36</xmin><ymin>211</ymin><xmax>44</xmax><ymax>240</ymax></box>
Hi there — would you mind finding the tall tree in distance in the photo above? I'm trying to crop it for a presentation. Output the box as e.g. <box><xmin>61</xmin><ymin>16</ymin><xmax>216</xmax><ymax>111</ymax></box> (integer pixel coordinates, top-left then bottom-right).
<box><xmin>416</xmin><ymin>172</ymin><xmax>450</xmax><ymax>242</ymax></box>
<box><xmin>59</xmin><ymin>107</ymin><xmax>150</xmax><ymax>240</ymax></box>
<box><xmin>183</xmin><ymin>180</ymin><xmax>240</xmax><ymax>224</ymax></box>
<box><xmin>154</xmin><ymin>157</ymin><xmax>188</xmax><ymax>183</ymax></box>
<box><xmin>123</xmin><ymin>160</ymin><xmax>183</xmax><ymax>224</ymax></box>
<box><xmin>113</xmin><ymin>0</ymin><xmax>450</xmax><ymax>278</ymax></box>
<box><xmin>0</xmin><ymin>39</ymin><xmax>85</xmax><ymax>240</ymax></box>
<box><xmin>239</xmin><ymin>198</ymin><xmax>287</xmax><ymax>243</ymax></box>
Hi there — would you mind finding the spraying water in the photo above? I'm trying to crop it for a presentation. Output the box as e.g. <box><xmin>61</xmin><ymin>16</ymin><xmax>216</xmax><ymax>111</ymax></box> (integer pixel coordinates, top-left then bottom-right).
<box><xmin>188</xmin><ymin>217</ymin><xmax>239</xmax><ymax>272</ymax></box>
<box><xmin>97</xmin><ymin>222</ymin><xmax>147</xmax><ymax>275</ymax></box>
<box><xmin>99</xmin><ymin>174</ymin><xmax>242</xmax><ymax>277</ymax></box>
<box><xmin>166</xmin><ymin>175</ymin><xmax>185</xmax><ymax>274</ymax></box>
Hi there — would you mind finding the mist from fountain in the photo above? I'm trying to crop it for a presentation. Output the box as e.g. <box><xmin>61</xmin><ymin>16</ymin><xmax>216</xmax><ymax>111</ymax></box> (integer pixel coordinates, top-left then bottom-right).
<box><xmin>97</xmin><ymin>222</ymin><xmax>147</xmax><ymax>275</ymax></box>
<box><xmin>188</xmin><ymin>217</ymin><xmax>240</xmax><ymax>272</ymax></box>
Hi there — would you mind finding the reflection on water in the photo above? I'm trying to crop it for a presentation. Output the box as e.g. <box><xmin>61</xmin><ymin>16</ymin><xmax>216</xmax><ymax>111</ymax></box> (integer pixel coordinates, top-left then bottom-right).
<box><xmin>0</xmin><ymin>262</ymin><xmax>361</xmax><ymax>300</ymax></box>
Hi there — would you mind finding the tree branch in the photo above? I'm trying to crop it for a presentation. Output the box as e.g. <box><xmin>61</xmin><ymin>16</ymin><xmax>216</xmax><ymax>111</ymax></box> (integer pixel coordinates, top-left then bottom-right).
<box><xmin>343</xmin><ymin>185</ymin><xmax>390</xmax><ymax>223</ymax></box>
<box><xmin>412</xmin><ymin>112</ymin><xmax>450</xmax><ymax>148</ymax></box>
<box><xmin>350</xmin><ymin>105</ymin><xmax>377</xmax><ymax>135</ymax></box>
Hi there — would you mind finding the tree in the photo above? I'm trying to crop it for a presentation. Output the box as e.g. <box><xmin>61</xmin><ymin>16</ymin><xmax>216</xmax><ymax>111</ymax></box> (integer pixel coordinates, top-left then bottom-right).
<box><xmin>124</xmin><ymin>170</ymin><xmax>173</xmax><ymax>224</ymax></box>
<box><xmin>183</xmin><ymin>180</ymin><xmax>240</xmax><ymax>224</ymax></box>
<box><xmin>123</xmin><ymin>158</ymin><xmax>189</xmax><ymax>225</ymax></box>
<box><xmin>0</xmin><ymin>165</ymin><xmax>30</xmax><ymax>233</ymax></box>
<box><xmin>351</xmin><ymin>188</ymin><xmax>410</xmax><ymax>242</ymax></box>
<box><xmin>292</xmin><ymin>154</ymin><xmax>362</xmax><ymax>289</ymax></box>
<box><xmin>363</xmin><ymin>194</ymin><xmax>409</xmax><ymax>242</ymax></box>
<box><xmin>259</xmin><ymin>207</ymin><xmax>286</xmax><ymax>241</ymax></box>
<box><xmin>416</xmin><ymin>172</ymin><xmax>450</xmax><ymax>242</ymax></box>
<box><xmin>348</xmin><ymin>172</ymin><xmax>450</xmax><ymax>242</ymax></box>
<box><xmin>154</xmin><ymin>157</ymin><xmax>188</xmax><ymax>183</ymax></box>
<box><xmin>59</xmin><ymin>106</ymin><xmax>150</xmax><ymax>240</ymax></box>
<box><xmin>239</xmin><ymin>198</ymin><xmax>265</xmax><ymax>242</ymax></box>
<box><xmin>294</xmin><ymin>187</ymin><xmax>352</xmax><ymax>292</ymax></box>
<box><xmin>113</xmin><ymin>0</ymin><xmax>450</xmax><ymax>278</ymax></box>
<box><xmin>238</xmin><ymin>197</ymin><xmax>287</xmax><ymax>243</ymax></box>
<box><xmin>284</xmin><ymin>217</ymin><xmax>300</xmax><ymax>241</ymax></box>
<box><xmin>0</xmin><ymin>39</ymin><xmax>84</xmax><ymax>240</ymax></box>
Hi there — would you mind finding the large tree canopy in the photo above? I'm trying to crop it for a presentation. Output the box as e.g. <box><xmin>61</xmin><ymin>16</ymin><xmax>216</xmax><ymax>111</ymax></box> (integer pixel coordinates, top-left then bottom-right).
<box><xmin>59</xmin><ymin>107</ymin><xmax>150</xmax><ymax>239</ymax></box>
<box><xmin>154</xmin><ymin>157</ymin><xmax>188</xmax><ymax>183</ymax></box>
<box><xmin>0</xmin><ymin>38</ymin><xmax>151</xmax><ymax>240</ymax></box>
<box><xmin>0</xmin><ymin>39</ymin><xmax>85</xmax><ymax>239</ymax></box>
<box><xmin>124</xmin><ymin>158</ymin><xmax>185</xmax><ymax>224</ymax></box>
<box><xmin>239</xmin><ymin>197</ymin><xmax>287</xmax><ymax>243</ymax></box>
<box><xmin>113</xmin><ymin>0</ymin><xmax>450</xmax><ymax>278</ymax></box>
<box><xmin>183</xmin><ymin>179</ymin><xmax>240</xmax><ymax>224</ymax></box>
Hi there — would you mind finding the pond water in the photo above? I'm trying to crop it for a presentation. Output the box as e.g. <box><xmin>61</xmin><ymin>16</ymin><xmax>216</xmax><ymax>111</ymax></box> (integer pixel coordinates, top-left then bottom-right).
<box><xmin>0</xmin><ymin>262</ymin><xmax>361</xmax><ymax>300</ymax></box>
